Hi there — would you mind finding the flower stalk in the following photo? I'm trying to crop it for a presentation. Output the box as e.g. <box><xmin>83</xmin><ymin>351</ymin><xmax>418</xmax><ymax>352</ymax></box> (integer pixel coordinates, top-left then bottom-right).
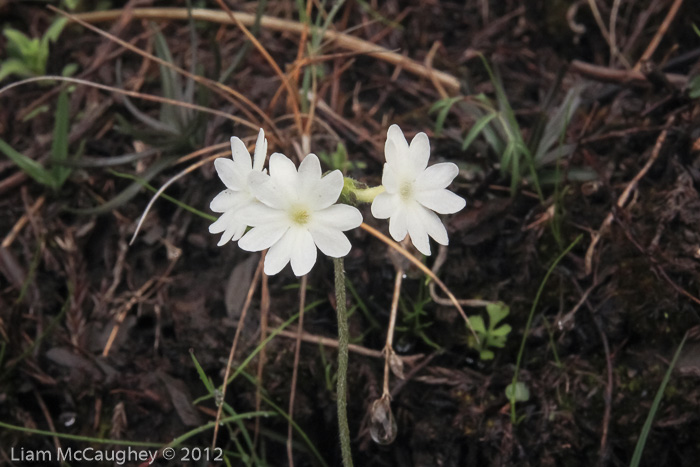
<box><xmin>333</xmin><ymin>257</ymin><xmax>354</xmax><ymax>467</ymax></box>
<box><xmin>353</xmin><ymin>185</ymin><xmax>385</xmax><ymax>204</ymax></box>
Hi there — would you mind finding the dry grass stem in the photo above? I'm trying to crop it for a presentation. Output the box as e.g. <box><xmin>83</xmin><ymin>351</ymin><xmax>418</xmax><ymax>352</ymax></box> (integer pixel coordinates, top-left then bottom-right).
<box><xmin>274</xmin><ymin>328</ymin><xmax>424</xmax><ymax>363</ymax></box>
<box><xmin>359</xmin><ymin>223</ymin><xmax>479</xmax><ymax>344</ymax></box>
<box><xmin>287</xmin><ymin>274</ymin><xmax>308</xmax><ymax>467</ymax></box>
<box><xmin>382</xmin><ymin>268</ymin><xmax>403</xmax><ymax>398</ymax></box>
<box><xmin>72</xmin><ymin>8</ymin><xmax>461</xmax><ymax>95</ymax></box>
<box><xmin>211</xmin><ymin>255</ymin><xmax>264</xmax><ymax>449</ymax></box>
<box><xmin>584</xmin><ymin>115</ymin><xmax>675</xmax><ymax>275</ymax></box>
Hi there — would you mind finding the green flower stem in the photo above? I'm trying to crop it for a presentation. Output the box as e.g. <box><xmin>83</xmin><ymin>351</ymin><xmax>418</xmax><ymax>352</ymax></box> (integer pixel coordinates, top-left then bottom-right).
<box><xmin>333</xmin><ymin>257</ymin><xmax>354</xmax><ymax>467</ymax></box>
<box><xmin>353</xmin><ymin>185</ymin><xmax>385</xmax><ymax>203</ymax></box>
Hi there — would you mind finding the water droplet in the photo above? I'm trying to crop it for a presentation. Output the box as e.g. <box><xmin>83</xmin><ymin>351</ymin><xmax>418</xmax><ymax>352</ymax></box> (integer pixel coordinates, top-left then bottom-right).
<box><xmin>59</xmin><ymin>412</ymin><xmax>76</xmax><ymax>427</ymax></box>
<box><xmin>369</xmin><ymin>396</ymin><xmax>397</xmax><ymax>445</ymax></box>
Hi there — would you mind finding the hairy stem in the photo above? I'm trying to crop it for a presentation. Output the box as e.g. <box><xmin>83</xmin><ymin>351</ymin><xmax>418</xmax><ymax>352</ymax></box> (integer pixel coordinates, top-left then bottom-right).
<box><xmin>333</xmin><ymin>257</ymin><xmax>354</xmax><ymax>467</ymax></box>
<box><xmin>353</xmin><ymin>185</ymin><xmax>385</xmax><ymax>203</ymax></box>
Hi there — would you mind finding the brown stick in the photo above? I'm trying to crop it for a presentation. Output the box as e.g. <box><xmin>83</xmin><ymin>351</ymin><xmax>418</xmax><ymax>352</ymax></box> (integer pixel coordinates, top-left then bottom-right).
<box><xmin>72</xmin><ymin>8</ymin><xmax>461</xmax><ymax>95</ymax></box>
<box><xmin>634</xmin><ymin>0</ymin><xmax>685</xmax><ymax>70</ymax></box>
<box><xmin>287</xmin><ymin>275</ymin><xmax>308</xmax><ymax>467</ymax></box>
<box><xmin>570</xmin><ymin>60</ymin><xmax>686</xmax><ymax>88</ymax></box>
<box><xmin>211</xmin><ymin>255</ymin><xmax>264</xmax><ymax>449</ymax></box>
<box><xmin>584</xmin><ymin>115</ymin><xmax>676</xmax><ymax>275</ymax></box>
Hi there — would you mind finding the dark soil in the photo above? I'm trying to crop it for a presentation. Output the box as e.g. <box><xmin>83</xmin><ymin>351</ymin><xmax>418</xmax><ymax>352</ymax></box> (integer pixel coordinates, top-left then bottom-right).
<box><xmin>2</xmin><ymin>1</ymin><xmax>700</xmax><ymax>466</ymax></box>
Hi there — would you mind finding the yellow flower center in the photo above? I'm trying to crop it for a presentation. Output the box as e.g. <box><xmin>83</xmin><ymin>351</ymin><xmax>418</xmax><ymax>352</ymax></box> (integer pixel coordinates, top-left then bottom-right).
<box><xmin>290</xmin><ymin>206</ymin><xmax>311</xmax><ymax>226</ymax></box>
<box><xmin>399</xmin><ymin>181</ymin><xmax>414</xmax><ymax>201</ymax></box>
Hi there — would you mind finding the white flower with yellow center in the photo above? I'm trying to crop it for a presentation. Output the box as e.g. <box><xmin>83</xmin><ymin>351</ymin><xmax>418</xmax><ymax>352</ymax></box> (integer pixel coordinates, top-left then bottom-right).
<box><xmin>238</xmin><ymin>153</ymin><xmax>363</xmax><ymax>276</ymax></box>
<box><xmin>209</xmin><ymin>129</ymin><xmax>268</xmax><ymax>246</ymax></box>
<box><xmin>371</xmin><ymin>124</ymin><xmax>465</xmax><ymax>256</ymax></box>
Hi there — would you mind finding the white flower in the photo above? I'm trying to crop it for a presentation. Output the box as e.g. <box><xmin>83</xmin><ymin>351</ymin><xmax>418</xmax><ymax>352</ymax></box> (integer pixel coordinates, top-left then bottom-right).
<box><xmin>237</xmin><ymin>153</ymin><xmax>363</xmax><ymax>276</ymax></box>
<box><xmin>209</xmin><ymin>129</ymin><xmax>268</xmax><ymax>246</ymax></box>
<box><xmin>371</xmin><ymin>124</ymin><xmax>465</xmax><ymax>256</ymax></box>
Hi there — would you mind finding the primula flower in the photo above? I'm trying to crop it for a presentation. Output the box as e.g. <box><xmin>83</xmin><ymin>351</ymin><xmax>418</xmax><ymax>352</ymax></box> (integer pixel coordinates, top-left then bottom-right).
<box><xmin>209</xmin><ymin>129</ymin><xmax>267</xmax><ymax>246</ymax></box>
<box><xmin>237</xmin><ymin>153</ymin><xmax>362</xmax><ymax>276</ymax></box>
<box><xmin>371</xmin><ymin>124</ymin><xmax>465</xmax><ymax>256</ymax></box>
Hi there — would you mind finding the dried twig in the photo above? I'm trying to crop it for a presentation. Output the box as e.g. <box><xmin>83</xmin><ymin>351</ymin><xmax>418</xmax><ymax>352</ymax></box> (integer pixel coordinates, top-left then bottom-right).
<box><xmin>360</xmin><ymin>223</ymin><xmax>480</xmax><ymax>344</ymax></box>
<box><xmin>287</xmin><ymin>275</ymin><xmax>308</xmax><ymax>467</ymax></box>
<box><xmin>1</xmin><ymin>195</ymin><xmax>44</xmax><ymax>249</ymax></box>
<box><xmin>382</xmin><ymin>268</ymin><xmax>403</xmax><ymax>399</ymax></box>
<box><xmin>72</xmin><ymin>8</ymin><xmax>461</xmax><ymax>95</ymax></box>
<box><xmin>585</xmin><ymin>115</ymin><xmax>676</xmax><ymax>275</ymax></box>
<box><xmin>570</xmin><ymin>60</ymin><xmax>686</xmax><ymax>88</ymax></box>
<box><xmin>634</xmin><ymin>0</ymin><xmax>685</xmax><ymax>70</ymax></box>
<box><xmin>274</xmin><ymin>328</ymin><xmax>424</xmax><ymax>363</ymax></box>
<box><xmin>211</xmin><ymin>254</ymin><xmax>264</xmax><ymax>449</ymax></box>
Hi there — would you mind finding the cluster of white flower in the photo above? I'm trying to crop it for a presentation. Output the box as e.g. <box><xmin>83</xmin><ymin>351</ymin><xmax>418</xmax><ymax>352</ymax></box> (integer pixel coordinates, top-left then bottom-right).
<box><xmin>209</xmin><ymin>124</ymin><xmax>465</xmax><ymax>276</ymax></box>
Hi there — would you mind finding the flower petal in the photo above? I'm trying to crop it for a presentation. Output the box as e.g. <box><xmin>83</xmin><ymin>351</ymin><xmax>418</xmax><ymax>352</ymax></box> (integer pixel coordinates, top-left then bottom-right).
<box><xmin>239</xmin><ymin>222</ymin><xmax>289</xmax><ymax>252</ymax></box>
<box><xmin>406</xmin><ymin>204</ymin><xmax>431</xmax><ymax>256</ymax></box>
<box><xmin>268</xmin><ymin>152</ymin><xmax>299</xmax><ymax>201</ymax></box>
<box><xmin>248</xmin><ymin>171</ymin><xmax>288</xmax><ymax>210</ymax></box>
<box><xmin>209</xmin><ymin>210</ymin><xmax>237</xmax><ymax>234</ymax></box>
<box><xmin>388</xmin><ymin>206</ymin><xmax>408</xmax><ymax>242</ymax></box>
<box><xmin>264</xmin><ymin>229</ymin><xmax>295</xmax><ymax>275</ymax></box>
<box><xmin>314</xmin><ymin>204</ymin><xmax>363</xmax><ymax>231</ymax></box>
<box><xmin>387</xmin><ymin>124</ymin><xmax>409</xmax><ymax>155</ymax></box>
<box><xmin>230</xmin><ymin>137</ymin><xmax>252</xmax><ymax>169</ymax></box>
<box><xmin>290</xmin><ymin>228</ymin><xmax>317</xmax><ymax>276</ymax></box>
<box><xmin>252</xmin><ymin>128</ymin><xmax>267</xmax><ymax>172</ymax></box>
<box><xmin>381</xmin><ymin>163</ymin><xmax>399</xmax><ymax>193</ymax></box>
<box><xmin>408</xmin><ymin>132</ymin><xmax>430</xmax><ymax>174</ymax></box>
<box><xmin>415</xmin><ymin>189</ymin><xmax>466</xmax><ymax>214</ymax></box>
<box><xmin>415</xmin><ymin>205</ymin><xmax>448</xmax><ymax>245</ymax></box>
<box><xmin>306</xmin><ymin>169</ymin><xmax>343</xmax><ymax>210</ymax></box>
<box><xmin>298</xmin><ymin>153</ymin><xmax>322</xmax><ymax>185</ymax></box>
<box><xmin>385</xmin><ymin>139</ymin><xmax>399</xmax><ymax>167</ymax></box>
<box><xmin>371</xmin><ymin>192</ymin><xmax>399</xmax><ymax>219</ymax></box>
<box><xmin>210</xmin><ymin>189</ymin><xmax>248</xmax><ymax>213</ymax></box>
<box><xmin>214</xmin><ymin>158</ymin><xmax>245</xmax><ymax>191</ymax></box>
<box><xmin>237</xmin><ymin>202</ymin><xmax>287</xmax><ymax>226</ymax></box>
<box><xmin>415</xmin><ymin>162</ymin><xmax>459</xmax><ymax>191</ymax></box>
<box><xmin>309</xmin><ymin>225</ymin><xmax>352</xmax><ymax>258</ymax></box>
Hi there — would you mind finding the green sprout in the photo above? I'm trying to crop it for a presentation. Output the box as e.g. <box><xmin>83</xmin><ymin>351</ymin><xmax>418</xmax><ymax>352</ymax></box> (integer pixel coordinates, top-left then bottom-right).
<box><xmin>466</xmin><ymin>302</ymin><xmax>512</xmax><ymax>360</ymax></box>
<box><xmin>0</xmin><ymin>89</ymin><xmax>82</xmax><ymax>190</ymax></box>
<box><xmin>318</xmin><ymin>142</ymin><xmax>367</xmax><ymax>175</ymax></box>
<box><xmin>0</xmin><ymin>18</ymin><xmax>76</xmax><ymax>82</ymax></box>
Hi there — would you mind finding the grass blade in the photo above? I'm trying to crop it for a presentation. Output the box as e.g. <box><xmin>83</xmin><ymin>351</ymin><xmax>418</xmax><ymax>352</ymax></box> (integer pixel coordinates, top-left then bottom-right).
<box><xmin>50</xmin><ymin>89</ymin><xmax>71</xmax><ymax>188</ymax></box>
<box><xmin>630</xmin><ymin>333</ymin><xmax>688</xmax><ymax>467</ymax></box>
<box><xmin>462</xmin><ymin>112</ymin><xmax>497</xmax><ymax>151</ymax></box>
<box><xmin>0</xmin><ymin>138</ymin><xmax>54</xmax><ymax>186</ymax></box>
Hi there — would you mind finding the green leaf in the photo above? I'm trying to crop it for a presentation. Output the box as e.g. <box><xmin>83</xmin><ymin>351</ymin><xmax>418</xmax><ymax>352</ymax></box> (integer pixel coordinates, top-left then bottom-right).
<box><xmin>462</xmin><ymin>112</ymin><xmax>497</xmax><ymax>151</ymax></box>
<box><xmin>61</xmin><ymin>63</ymin><xmax>79</xmax><ymax>77</ymax></box>
<box><xmin>501</xmin><ymin>140</ymin><xmax>515</xmax><ymax>173</ymax></box>
<box><xmin>21</xmin><ymin>104</ymin><xmax>50</xmax><ymax>122</ymax></box>
<box><xmin>689</xmin><ymin>75</ymin><xmax>700</xmax><ymax>99</ymax></box>
<box><xmin>51</xmin><ymin>90</ymin><xmax>70</xmax><ymax>163</ymax></box>
<box><xmin>490</xmin><ymin>324</ymin><xmax>512</xmax><ymax>338</ymax></box>
<box><xmin>469</xmin><ymin>315</ymin><xmax>486</xmax><ymax>334</ymax></box>
<box><xmin>43</xmin><ymin>17</ymin><xmax>68</xmax><ymax>44</ymax></box>
<box><xmin>0</xmin><ymin>138</ymin><xmax>54</xmax><ymax>186</ymax></box>
<box><xmin>0</xmin><ymin>58</ymin><xmax>36</xmax><ymax>81</ymax></box>
<box><xmin>3</xmin><ymin>28</ymin><xmax>35</xmax><ymax>57</ymax></box>
<box><xmin>486</xmin><ymin>302</ymin><xmax>510</xmax><ymax>327</ymax></box>
<box><xmin>480</xmin><ymin>350</ymin><xmax>495</xmax><ymax>360</ymax></box>
<box><xmin>505</xmin><ymin>382</ymin><xmax>530</xmax><ymax>402</ymax></box>
<box><xmin>48</xmin><ymin>90</ymin><xmax>71</xmax><ymax>188</ymax></box>
<box><xmin>630</xmin><ymin>333</ymin><xmax>688</xmax><ymax>467</ymax></box>
<box><xmin>431</xmin><ymin>96</ymin><xmax>462</xmax><ymax>137</ymax></box>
